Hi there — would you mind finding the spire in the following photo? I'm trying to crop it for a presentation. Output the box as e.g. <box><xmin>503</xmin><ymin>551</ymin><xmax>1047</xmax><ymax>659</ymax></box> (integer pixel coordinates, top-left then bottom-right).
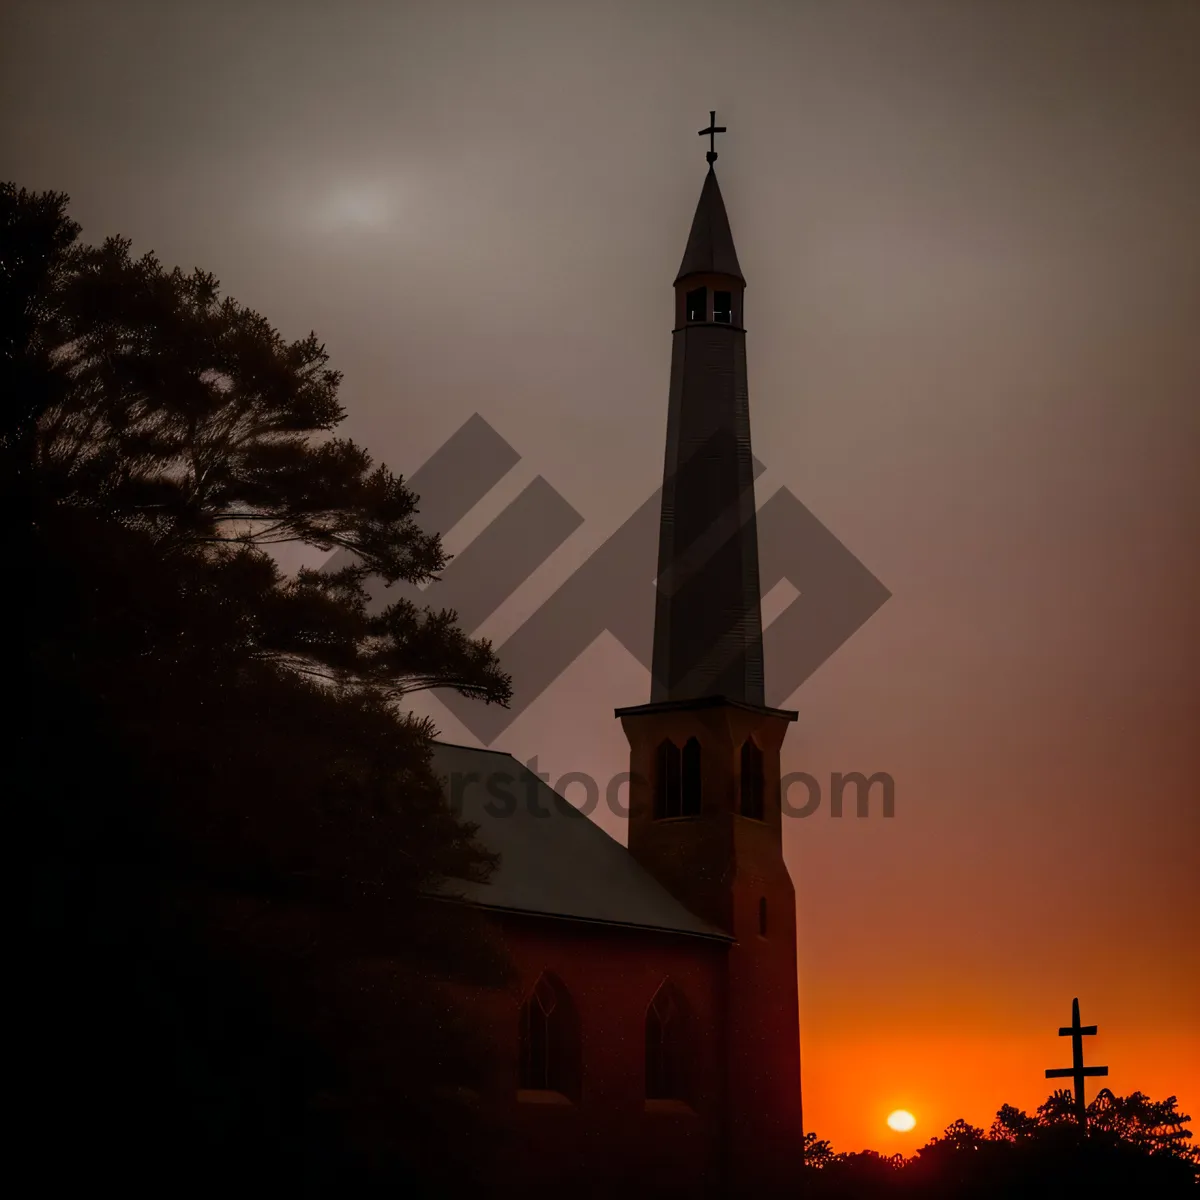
<box><xmin>653</xmin><ymin>151</ymin><xmax>763</xmax><ymax>706</ymax></box>
<box><xmin>674</xmin><ymin>166</ymin><xmax>745</xmax><ymax>285</ymax></box>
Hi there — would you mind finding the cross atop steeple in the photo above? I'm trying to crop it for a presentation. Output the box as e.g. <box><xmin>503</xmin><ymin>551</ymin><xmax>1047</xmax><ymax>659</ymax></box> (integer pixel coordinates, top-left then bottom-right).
<box><xmin>699</xmin><ymin>110</ymin><xmax>726</xmax><ymax>164</ymax></box>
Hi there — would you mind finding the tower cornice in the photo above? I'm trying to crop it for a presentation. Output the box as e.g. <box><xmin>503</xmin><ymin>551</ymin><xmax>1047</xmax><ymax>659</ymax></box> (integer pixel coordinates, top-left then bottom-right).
<box><xmin>615</xmin><ymin>696</ymin><xmax>797</xmax><ymax>723</ymax></box>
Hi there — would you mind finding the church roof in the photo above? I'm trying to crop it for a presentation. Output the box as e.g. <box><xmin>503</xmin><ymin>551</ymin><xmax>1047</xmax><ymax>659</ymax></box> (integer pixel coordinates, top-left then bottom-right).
<box><xmin>674</xmin><ymin>166</ymin><xmax>745</xmax><ymax>285</ymax></box>
<box><xmin>427</xmin><ymin>742</ymin><xmax>730</xmax><ymax>942</ymax></box>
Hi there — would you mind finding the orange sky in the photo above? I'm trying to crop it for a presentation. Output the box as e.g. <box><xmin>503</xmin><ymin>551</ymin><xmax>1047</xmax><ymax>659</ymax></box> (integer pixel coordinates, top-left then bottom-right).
<box><xmin>801</xmin><ymin>996</ymin><xmax>1200</xmax><ymax>1155</ymax></box>
<box><xmin>8</xmin><ymin>0</ymin><xmax>1196</xmax><ymax>1157</ymax></box>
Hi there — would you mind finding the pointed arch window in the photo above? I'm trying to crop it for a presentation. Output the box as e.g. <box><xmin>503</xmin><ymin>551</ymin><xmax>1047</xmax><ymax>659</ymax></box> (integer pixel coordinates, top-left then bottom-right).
<box><xmin>656</xmin><ymin>737</ymin><xmax>702</xmax><ymax>818</ymax></box>
<box><xmin>740</xmin><ymin>738</ymin><xmax>764</xmax><ymax>821</ymax></box>
<box><xmin>645</xmin><ymin>981</ymin><xmax>689</xmax><ymax>1102</ymax></box>
<box><xmin>518</xmin><ymin>972</ymin><xmax>580</xmax><ymax>1099</ymax></box>
<box><xmin>654</xmin><ymin>739</ymin><xmax>682</xmax><ymax>819</ymax></box>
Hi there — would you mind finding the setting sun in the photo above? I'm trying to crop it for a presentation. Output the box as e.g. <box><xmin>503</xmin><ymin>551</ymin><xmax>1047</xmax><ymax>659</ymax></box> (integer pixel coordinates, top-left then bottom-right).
<box><xmin>887</xmin><ymin>1110</ymin><xmax>917</xmax><ymax>1133</ymax></box>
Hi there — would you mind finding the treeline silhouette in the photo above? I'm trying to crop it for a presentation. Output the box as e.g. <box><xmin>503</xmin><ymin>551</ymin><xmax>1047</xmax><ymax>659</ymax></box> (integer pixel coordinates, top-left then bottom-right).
<box><xmin>802</xmin><ymin>1089</ymin><xmax>1199</xmax><ymax>1197</ymax></box>
<box><xmin>6</xmin><ymin>183</ymin><xmax>513</xmax><ymax>1195</ymax></box>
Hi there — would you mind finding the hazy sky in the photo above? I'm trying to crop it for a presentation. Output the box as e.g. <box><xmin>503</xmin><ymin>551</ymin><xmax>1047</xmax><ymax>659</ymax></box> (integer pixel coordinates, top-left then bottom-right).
<box><xmin>6</xmin><ymin>0</ymin><xmax>1197</xmax><ymax>1152</ymax></box>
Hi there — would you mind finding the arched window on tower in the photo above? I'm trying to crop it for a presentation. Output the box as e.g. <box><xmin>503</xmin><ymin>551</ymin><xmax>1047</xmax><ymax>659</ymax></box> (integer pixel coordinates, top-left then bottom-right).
<box><xmin>681</xmin><ymin>736</ymin><xmax>702</xmax><ymax>816</ymax></box>
<box><xmin>685</xmin><ymin>286</ymin><xmax>707</xmax><ymax>322</ymax></box>
<box><xmin>740</xmin><ymin>737</ymin><xmax>764</xmax><ymax>821</ymax></box>
<box><xmin>645</xmin><ymin>980</ymin><xmax>689</xmax><ymax>1103</ymax></box>
<box><xmin>654</xmin><ymin>738</ymin><xmax>682</xmax><ymax>819</ymax></box>
<box><xmin>655</xmin><ymin>737</ymin><xmax>701</xmax><ymax>818</ymax></box>
<box><xmin>518</xmin><ymin>972</ymin><xmax>580</xmax><ymax>1100</ymax></box>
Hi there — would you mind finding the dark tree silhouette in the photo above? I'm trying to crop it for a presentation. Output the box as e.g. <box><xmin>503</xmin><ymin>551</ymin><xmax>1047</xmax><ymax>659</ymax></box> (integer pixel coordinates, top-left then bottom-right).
<box><xmin>989</xmin><ymin>1102</ymin><xmax>1040</xmax><ymax>1142</ymax></box>
<box><xmin>7</xmin><ymin>182</ymin><xmax>513</xmax><ymax>1196</ymax></box>
<box><xmin>802</xmin><ymin>1090</ymin><xmax>1199</xmax><ymax>1198</ymax></box>
<box><xmin>1087</xmin><ymin>1088</ymin><xmax>1198</xmax><ymax>1158</ymax></box>
<box><xmin>802</xmin><ymin>1131</ymin><xmax>837</xmax><ymax>1170</ymax></box>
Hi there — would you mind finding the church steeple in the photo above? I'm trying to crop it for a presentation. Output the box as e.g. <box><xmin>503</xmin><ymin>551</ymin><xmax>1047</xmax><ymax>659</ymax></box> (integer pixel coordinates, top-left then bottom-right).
<box><xmin>652</xmin><ymin>149</ymin><xmax>763</xmax><ymax>705</ymax></box>
<box><xmin>615</xmin><ymin>122</ymin><xmax>803</xmax><ymax>1190</ymax></box>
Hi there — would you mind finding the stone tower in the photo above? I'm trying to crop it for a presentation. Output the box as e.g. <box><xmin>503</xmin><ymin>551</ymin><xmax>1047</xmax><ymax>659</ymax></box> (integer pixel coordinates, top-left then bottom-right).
<box><xmin>616</xmin><ymin>129</ymin><xmax>804</xmax><ymax>1195</ymax></box>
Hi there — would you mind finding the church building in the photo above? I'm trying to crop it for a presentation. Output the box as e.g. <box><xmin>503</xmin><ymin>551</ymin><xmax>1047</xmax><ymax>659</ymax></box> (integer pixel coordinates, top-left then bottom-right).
<box><xmin>430</xmin><ymin>122</ymin><xmax>804</xmax><ymax>1198</ymax></box>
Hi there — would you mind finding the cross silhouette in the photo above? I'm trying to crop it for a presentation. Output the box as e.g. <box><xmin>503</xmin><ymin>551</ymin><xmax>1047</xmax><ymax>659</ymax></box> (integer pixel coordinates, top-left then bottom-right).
<box><xmin>699</xmin><ymin>111</ymin><xmax>726</xmax><ymax>164</ymax></box>
<box><xmin>1045</xmin><ymin>997</ymin><xmax>1109</xmax><ymax>1127</ymax></box>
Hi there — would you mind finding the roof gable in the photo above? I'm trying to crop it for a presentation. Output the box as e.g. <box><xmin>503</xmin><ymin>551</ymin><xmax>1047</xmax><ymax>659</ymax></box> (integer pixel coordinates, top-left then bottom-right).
<box><xmin>428</xmin><ymin>742</ymin><xmax>728</xmax><ymax>942</ymax></box>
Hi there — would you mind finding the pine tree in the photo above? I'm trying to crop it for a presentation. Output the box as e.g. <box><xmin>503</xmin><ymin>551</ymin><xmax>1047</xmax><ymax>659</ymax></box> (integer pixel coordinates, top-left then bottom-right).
<box><xmin>7</xmin><ymin>183</ymin><xmax>513</xmax><ymax>1194</ymax></box>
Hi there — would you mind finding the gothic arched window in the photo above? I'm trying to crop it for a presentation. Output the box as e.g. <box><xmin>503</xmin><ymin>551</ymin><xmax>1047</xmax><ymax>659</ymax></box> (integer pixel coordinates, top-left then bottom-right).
<box><xmin>645</xmin><ymin>980</ymin><xmax>689</xmax><ymax>1102</ymax></box>
<box><xmin>681</xmin><ymin>736</ymin><xmax>702</xmax><ymax>816</ymax></box>
<box><xmin>518</xmin><ymin>972</ymin><xmax>580</xmax><ymax>1099</ymax></box>
<box><xmin>654</xmin><ymin>738</ymin><xmax>681</xmax><ymax>819</ymax></box>
<box><xmin>655</xmin><ymin>737</ymin><xmax>701</xmax><ymax>818</ymax></box>
<box><xmin>740</xmin><ymin>738</ymin><xmax>764</xmax><ymax>821</ymax></box>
